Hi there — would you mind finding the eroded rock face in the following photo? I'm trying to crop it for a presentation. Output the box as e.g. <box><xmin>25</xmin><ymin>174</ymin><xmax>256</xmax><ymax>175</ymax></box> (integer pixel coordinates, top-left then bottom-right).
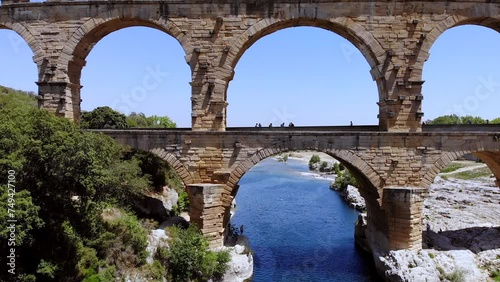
<box><xmin>222</xmin><ymin>236</ymin><xmax>254</xmax><ymax>282</ymax></box>
<box><xmin>134</xmin><ymin>186</ymin><xmax>179</xmax><ymax>221</ymax></box>
<box><xmin>380</xmin><ymin>249</ymin><xmax>487</xmax><ymax>282</ymax></box>
<box><xmin>345</xmin><ymin>185</ymin><xmax>366</xmax><ymax>211</ymax></box>
<box><xmin>331</xmin><ymin>184</ymin><xmax>366</xmax><ymax>211</ymax></box>
<box><xmin>145</xmin><ymin>229</ymin><xmax>169</xmax><ymax>264</ymax></box>
<box><xmin>376</xmin><ymin>171</ymin><xmax>500</xmax><ymax>281</ymax></box>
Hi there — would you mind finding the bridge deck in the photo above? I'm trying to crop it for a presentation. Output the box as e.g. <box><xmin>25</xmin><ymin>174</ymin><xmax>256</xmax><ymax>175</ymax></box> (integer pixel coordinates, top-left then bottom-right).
<box><xmin>88</xmin><ymin>124</ymin><xmax>500</xmax><ymax>134</ymax></box>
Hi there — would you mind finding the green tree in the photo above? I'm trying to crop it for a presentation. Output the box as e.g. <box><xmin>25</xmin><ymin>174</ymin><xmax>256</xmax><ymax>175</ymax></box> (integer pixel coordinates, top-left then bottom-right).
<box><xmin>0</xmin><ymin>89</ymin><xmax>154</xmax><ymax>281</ymax></box>
<box><xmin>308</xmin><ymin>154</ymin><xmax>321</xmax><ymax>170</ymax></box>
<box><xmin>80</xmin><ymin>106</ymin><xmax>128</xmax><ymax>129</ymax></box>
<box><xmin>460</xmin><ymin>115</ymin><xmax>486</xmax><ymax>124</ymax></box>
<box><xmin>490</xmin><ymin>118</ymin><xmax>500</xmax><ymax>124</ymax></box>
<box><xmin>146</xmin><ymin>115</ymin><xmax>177</xmax><ymax>128</ymax></box>
<box><xmin>428</xmin><ymin>114</ymin><xmax>462</xmax><ymax>125</ymax></box>
<box><xmin>156</xmin><ymin>225</ymin><xmax>229</xmax><ymax>282</ymax></box>
<box><xmin>126</xmin><ymin>112</ymin><xmax>149</xmax><ymax>128</ymax></box>
<box><xmin>428</xmin><ymin>114</ymin><xmax>487</xmax><ymax>125</ymax></box>
<box><xmin>334</xmin><ymin>170</ymin><xmax>358</xmax><ymax>189</ymax></box>
<box><xmin>319</xmin><ymin>161</ymin><xmax>328</xmax><ymax>172</ymax></box>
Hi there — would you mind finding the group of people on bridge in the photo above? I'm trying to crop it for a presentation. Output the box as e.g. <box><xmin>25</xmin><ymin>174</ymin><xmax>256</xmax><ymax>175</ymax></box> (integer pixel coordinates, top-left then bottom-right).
<box><xmin>255</xmin><ymin>122</ymin><xmax>295</xmax><ymax>128</ymax></box>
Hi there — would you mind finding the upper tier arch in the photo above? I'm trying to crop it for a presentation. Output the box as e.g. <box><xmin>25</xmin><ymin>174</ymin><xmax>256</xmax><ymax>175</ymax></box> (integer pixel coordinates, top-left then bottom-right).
<box><xmin>0</xmin><ymin>21</ymin><xmax>45</xmax><ymax>68</ymax></box>
<box><xmin>223</xmin><ymin>15</ymin><xmax>385</xmax><ymax>89</ymax></box>
<box><xmin>57</xmin><ymin>13</ymin><xmax>192</xmax><ymax>84</ymax></box>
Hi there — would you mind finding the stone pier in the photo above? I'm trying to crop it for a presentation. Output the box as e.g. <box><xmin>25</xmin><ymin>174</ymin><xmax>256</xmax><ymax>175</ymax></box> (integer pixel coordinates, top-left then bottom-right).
<box><xmin>383</xmin><ymin>187</ymin><xmax>428</xmax><ymax>251</ymax></box>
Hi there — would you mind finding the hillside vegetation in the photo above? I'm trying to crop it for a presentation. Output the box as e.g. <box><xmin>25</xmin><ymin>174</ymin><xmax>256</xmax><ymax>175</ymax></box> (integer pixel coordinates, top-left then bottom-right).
<box><xmin>0</xmin><ymin>86</ymin><xmax>228</xmax><ymax>281</ymax></box>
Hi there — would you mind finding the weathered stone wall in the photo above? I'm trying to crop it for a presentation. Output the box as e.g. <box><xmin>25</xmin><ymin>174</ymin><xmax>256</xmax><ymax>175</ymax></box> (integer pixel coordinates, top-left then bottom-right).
<box><xmin>2</xmin><ymin>1</ymin><xmax>500</xmax><ymax>131</ymax></box>
<box><xmin>95</xmin><ymin>129</ymin><xmax>500</xmax><ymax>250</ymax></box>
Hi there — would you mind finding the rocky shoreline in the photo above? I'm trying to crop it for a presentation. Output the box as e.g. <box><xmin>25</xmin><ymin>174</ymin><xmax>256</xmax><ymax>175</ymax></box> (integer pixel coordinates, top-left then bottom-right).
<box><xmin>274</xmin><ymin>153</ymin><xmax>499</xmax><ymax>281</ymax></box>
<box><xmin>138</xmin><ymin>186</ymin><xmax>253</xmax><ymax>282</ymax></box>
<box><xmin>338</xmin><ymin>162</ymin><xmax>500</xmax><ymax>281</ymax></box>
<box><xmin>379</xmin><ymin>169</ymin><xmax>500</xmax><ymax>281</ymax></box>
<box><xmin>330</xmin><ymin>184</ymin><xmax>366</xmax><ymax>211</ymax></box>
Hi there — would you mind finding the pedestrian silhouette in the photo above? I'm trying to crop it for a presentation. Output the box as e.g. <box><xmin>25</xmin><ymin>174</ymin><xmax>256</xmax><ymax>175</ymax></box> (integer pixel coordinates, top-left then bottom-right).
<box><xmin>269</xmin><ymin>123</ymin><xmax>272</xmax><ymax>127</ymax></box>
<box><xmin>280</xmin><ymin>123</ymin><xmax>285</xmax><ymax>127</ymax></box>
<box><xmin>258</xmin><ymin>123</ymin><xmax>262</xmax><ymax>127</ymax></box>
<box><xmin>350</xmin><ymin>121</ymin><xmax>353</xmax><ymax>126</ymax></box>
<box><xmin>240</xmin><ymin>225</ymin><xmax>244</xmax><ymax>235</ymax></box>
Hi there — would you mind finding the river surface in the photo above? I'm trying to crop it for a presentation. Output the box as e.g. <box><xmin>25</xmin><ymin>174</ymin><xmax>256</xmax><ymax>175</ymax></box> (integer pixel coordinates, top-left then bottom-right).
<box><xmin>230</xmin><ymin>158</ymin><xmax>379</xmax><ymax>281</ymax></box>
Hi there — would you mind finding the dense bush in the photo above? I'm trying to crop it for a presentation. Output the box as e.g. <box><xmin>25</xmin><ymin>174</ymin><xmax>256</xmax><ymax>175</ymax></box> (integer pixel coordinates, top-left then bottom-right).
<box><xmin>0</xmin><ymin>88</ymin><xmax>156</xmax><ymax>281</ymax></box>
<box><xmin>80</xmin><ymin>106</ymin><xmax>129</xmax><ymax>129</ymax></box>
<box><xmin>334</xmin><ymin>170</ymin><xmax>358</xmax><ymax>189</ymax></box>
<box><xmin>0</xmin><ymin>86</ymin><xmax>215</xmax><ymax>281</ymax></box>
<box><xmin>126</xmin><ymin>112</ymin><xmax>176</xmax><ymax>128</ymax></box>
<box><xmin>426</xmin><ymin>114</ymin><xmax>500</xmax><ymax>125</ymax></box>
<box><xmin>308</xmin><ymin>154</ymin><xmax>321</xmax><ymax>170</ymax></box>
<box><xmin>156</xmin><ymin>225</ymin><xmax>230</xmax><ymax>282</ymax></box>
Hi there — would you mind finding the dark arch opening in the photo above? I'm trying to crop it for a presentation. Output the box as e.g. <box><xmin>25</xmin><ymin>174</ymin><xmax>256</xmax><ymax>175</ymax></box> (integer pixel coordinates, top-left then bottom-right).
<box><xmin>423</xmin><ymin>25</ymin><xmax>500</xmax><ymax>123</ymax></box>
<box><xmin>227</xmin><ymin>26</ymin><xmax>379</xmax><ymax>127</ymax></box>
<box><xmin>0</xmin><ymin>27</ymin><xmax>38</xmax><ymax>93</ymax></box>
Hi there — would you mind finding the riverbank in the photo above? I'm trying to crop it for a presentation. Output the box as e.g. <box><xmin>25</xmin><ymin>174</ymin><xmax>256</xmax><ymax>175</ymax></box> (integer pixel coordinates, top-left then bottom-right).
<box><xmin>381</xmin><ymin>162</ymin><xmax>500</xmax><ymax>281</ymax></box>
<box><xmin>325</xmin><ymin>160</ymin><xmax>500</xmax><ymax>281</ymax></box>
<box><xmin>230</xmin><ymin>157</ymin><xmax>378</xmax><ymax>280</ymax></box>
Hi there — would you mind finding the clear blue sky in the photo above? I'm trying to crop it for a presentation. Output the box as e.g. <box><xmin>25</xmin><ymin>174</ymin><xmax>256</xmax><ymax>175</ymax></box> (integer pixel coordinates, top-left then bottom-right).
<box><xmin>1</xmin><ymin>24</ymin><xmax>499</xmax><ymax>127</ymax></box>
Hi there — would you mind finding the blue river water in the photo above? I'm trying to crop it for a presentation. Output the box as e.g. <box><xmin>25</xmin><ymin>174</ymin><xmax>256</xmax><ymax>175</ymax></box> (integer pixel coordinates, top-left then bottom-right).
<box><xmin>230</xmin><ymin>158</ymin><xmax>379</xmax><ymax>282</ymax></box>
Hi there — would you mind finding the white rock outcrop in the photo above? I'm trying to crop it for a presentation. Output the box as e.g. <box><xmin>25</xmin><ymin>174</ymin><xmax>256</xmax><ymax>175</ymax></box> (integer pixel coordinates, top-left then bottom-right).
<box><xmin>145</xmin><ymin>229</ymin><xmax>169</xmax><ymax>264</ymax></box>
<box><xmin>345</xmin><ymin>185</ymin><xmax>366</xmax><ymax>210</ymax></box>
<box><xmin>222</xmin><ymin>236</ymin><xmax>254</xmax><ymax>282</ymax></box>
<box><xmin>376</xmin><ymin>164</ymin><xmax>500</xmax><ymax>281</ymax></box>
<box><xmin>380</xmin><ymin>249</ymin><xmax>488</xmax><ymax>282</ymax></box>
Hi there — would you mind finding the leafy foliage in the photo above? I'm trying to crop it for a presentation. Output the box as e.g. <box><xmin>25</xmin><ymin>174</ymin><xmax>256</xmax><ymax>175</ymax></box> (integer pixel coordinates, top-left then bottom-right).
<box><xmin>0</xmin><ymin>88</ymin><xmax>158</xmax><ymax>281</ymax></box>
<box><xmin>334</xmin><ymin>170</ymin><xmax>358</xmax><ymax>189</ymax></box>
<box><xmin>126</xmin><ymin>112</ymin><xmax>176</xmax><ymax>128</ymax></box>
<box><xmin>80</xmin><ymin>106</ymin><xmax>129</xmax><ymax>129</ymax></box>
<box><xmin>427</xmin><ymin>114</ymin><xmax>494</xmax><ymax>125</ymax></box>
<box><xmin>156</xmin><ymin>225</ymin><xmax>230</xmax><ymax>282</ymax></box>
<box><xmin>308</xmin><ymin>154</ymin><xmax>321</xmax><ymax>170</ymax></box>
<box><xmin>0</xmin><ymin>87</ymin><xmax>233</xmax><ymax>282</ymax></box>
<box><xmin>440</xmin><ymin>163</ymin><xmax>466</xmax><ymax>173</ymax></box>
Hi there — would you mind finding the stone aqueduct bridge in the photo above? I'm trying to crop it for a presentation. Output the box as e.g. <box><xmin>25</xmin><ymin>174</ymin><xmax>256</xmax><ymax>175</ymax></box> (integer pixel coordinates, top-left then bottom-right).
<box><xmin>95</xmin><ymin>126</ymin><xmax>500</xmax><ymax>254</ymax></box>
<box><xmin>2</xmin><ymin>0</ymin><xmax>500</xmax><ymax>132</ymax></box>
<box><xmin>2</xmin><ymin>0</ymin><xmax>500</xmax><ymax>255</ymax></box>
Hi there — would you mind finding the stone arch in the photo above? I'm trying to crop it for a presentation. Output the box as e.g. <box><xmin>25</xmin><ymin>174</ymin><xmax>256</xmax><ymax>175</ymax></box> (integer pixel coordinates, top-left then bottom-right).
<box><xmin>150</xmin><ymin>148</ymin><xmax>194</xmax><ymax>187</ymax></box>
<box><xmin>225</xmin><ymin>16</ymin><xmax>384</xmax><ymax>78</ymax></box>
<box><xmin>227</xmin><ymin>145</ymin><xmax>383</xmax><ymax>201</ymax></box>
<box><xmin>222</xmin><ymin>144</ymin><xmax>388</xmax><ymax>251</ymax></box>
<box><xmin>0</xmin><ymin>21</ymin><xmax>46</xmax><ymax>69</ymax></box>
<box><xmin>417</xmin><ymin>15</ymin><xmax>500</xmax><ymax>70</ymax></box>
<box><xmin>221</xmin><ymin>15</ymin><xmax>386</xmax><ymax>95</ymax></box>
<box><xmin>57</xmin><ymin>13</ymin><xmax>192</xmax><ymax>85</ymax></box>
<box><xmin>421</xmin><ymin>142</ymin><xmax>500</xmax><ymax>188</ymax></box>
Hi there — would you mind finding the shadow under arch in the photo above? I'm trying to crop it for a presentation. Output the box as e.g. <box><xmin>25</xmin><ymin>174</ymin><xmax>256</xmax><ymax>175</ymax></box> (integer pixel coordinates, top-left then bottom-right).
<box><xmin>57</xmin><ymin>15</ymin><xmax>192</xmax><ymax>87</ymax></box>
<box><xmin>149</xmin><ymin>147</ymin><xmax>194</xmax><ymax>188</ymax></box>
<box><xmin>0</xmin><ymin>21</ymin><xmax>46</xmax><ymax>71</ymax></box>
<box><xmin>418</xmin><ymin>15</ymin><xmax>500</xmax><ymax>74</ymax></box>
